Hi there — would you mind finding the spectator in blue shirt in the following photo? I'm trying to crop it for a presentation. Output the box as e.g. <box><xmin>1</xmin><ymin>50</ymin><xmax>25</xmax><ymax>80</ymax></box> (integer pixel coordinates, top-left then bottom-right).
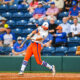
<box><xmin>42</xmin><ymin>33</ymin><xmax>53</xmax><ymax>48</ymax></box>
<box><xmin>0</xmin><ymin>26</ymin><xmax>16</xmax><ymax>47</ymax></box>
<box><xmin>12</xmin><ymin>36</ymin><xmax>27</xmax><ymax>56</ymax></box>
<box><xmin>29</xmin><ymin>1</ymin><xmax>46</xmax><ymax>24</ymax></box>
<box><xmin>69</xmin><ymin>1</ymin><xmax>80</xmax><ymax>19</ymax></box>
<box><xmin>53</xmin><ymin>26</ymin><xmax>67</xmax><ymax>47</ymax></box>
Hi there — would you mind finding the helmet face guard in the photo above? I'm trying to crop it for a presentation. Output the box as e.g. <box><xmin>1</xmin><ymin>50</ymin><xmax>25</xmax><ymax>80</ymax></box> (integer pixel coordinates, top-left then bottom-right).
<box><xmin>42</xmin><ymin>26</ymin><xmax>48</xmax><ymax>30</ymax></box>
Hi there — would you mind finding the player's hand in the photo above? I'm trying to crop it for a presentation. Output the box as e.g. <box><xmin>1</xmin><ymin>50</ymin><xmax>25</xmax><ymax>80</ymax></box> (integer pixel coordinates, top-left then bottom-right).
<box><xmin>26</xmin><ymin>36</ymin><xmax>31</xmax><ymax>40</ymax></box>
<box><xmin>20</xmin><ymin>44</ymin><xmax>24</xmax><ymax>48</ymax></box>
<box><xmin>53</xmin><ymin>34</ymin><xmax>57</xmax><ymax>37</ymax></box>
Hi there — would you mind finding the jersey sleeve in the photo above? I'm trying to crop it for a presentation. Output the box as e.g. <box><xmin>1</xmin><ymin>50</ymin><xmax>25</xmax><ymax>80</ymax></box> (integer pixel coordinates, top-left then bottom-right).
<box><xmin>12</xmin><ymin>33</ymin><xmax>16</xmax><ymax>40</ymax></box>
<box><xmin>13</xmin><ymin>43</ymin><xmax>16</xmax><ymax>51</ymax></box>
<box><xmin>0</xmin><ymin>34</ymin><xmax>4</xmax><ymax>40</ymax></box>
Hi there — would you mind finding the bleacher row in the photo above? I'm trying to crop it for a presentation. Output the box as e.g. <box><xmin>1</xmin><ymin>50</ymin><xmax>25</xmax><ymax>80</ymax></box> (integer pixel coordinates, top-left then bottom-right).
<box><xmin>42</xmin><ymin>46</ymin><xmax>77</xmax><ymax>56</ymax></box>
<box><xmin>0</xmin><ymin>4</ymin><xmax>78</xmax><ymax>56</ymax></box>
<box><xmin>0</xmin><ymin>36</ymin><xmax>80</xmax><ymax>56</ymax></box>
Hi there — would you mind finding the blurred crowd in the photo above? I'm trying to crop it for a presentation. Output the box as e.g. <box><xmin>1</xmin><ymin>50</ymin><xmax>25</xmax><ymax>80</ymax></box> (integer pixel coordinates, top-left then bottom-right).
<box><xmin>0</xmin><ymin>0</ymin><xmax>80</xmax><ymax>56</ymax></box>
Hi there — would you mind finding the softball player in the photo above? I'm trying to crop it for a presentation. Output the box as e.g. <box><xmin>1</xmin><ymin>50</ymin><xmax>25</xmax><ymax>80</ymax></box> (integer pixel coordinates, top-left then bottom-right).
<box><xmin>18</xmin><ymin>22</ymin><xmax>56</xmax><ymax>75</ymax></box>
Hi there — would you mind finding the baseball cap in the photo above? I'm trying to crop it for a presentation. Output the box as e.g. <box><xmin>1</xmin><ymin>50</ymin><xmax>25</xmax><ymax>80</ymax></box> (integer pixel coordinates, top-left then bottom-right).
<box><xmin>50</xmin><ymin>2</ymin><xmax>55</xmax><ymax>5</ymax></box>
<box><xmin>56</xmin><ymin>26</ymin><xmax>62</xmax><ymax>30</ymax></box>
<box><xmin>17</xmin><ymin>36</ymin><xmax>22</xmax><ymax>41</ymax></box>
<box><xmin>42</xmin><ymin>22</ymin><xmax>49</xmax><ymax>30</ymax></box>
<box><xmin>0</xmin><ymin>17</ymin><xmax>7</xmax><ymax>21</ymax></box>
<box><xmin>72</xmin><ymin>1</ymin><xmax>77</xmax><ymax>6</ymax></box>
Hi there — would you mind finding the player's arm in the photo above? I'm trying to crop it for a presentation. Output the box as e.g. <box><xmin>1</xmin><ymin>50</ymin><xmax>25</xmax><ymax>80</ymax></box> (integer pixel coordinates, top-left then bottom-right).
<box><xmin>27</xmin><ymin>28</ymin><xmax>39</xmax><ymax>40</ymax></box>
<box><xmin>0</xmin><ymin>28</ymin><xmax>7</xmax><ymax>32</ymax></box>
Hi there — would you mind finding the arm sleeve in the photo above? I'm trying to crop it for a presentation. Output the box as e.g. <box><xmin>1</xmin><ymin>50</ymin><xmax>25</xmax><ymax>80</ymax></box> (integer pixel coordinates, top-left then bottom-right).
<box><xmin>69</xmin><ymin>8</ymin><xmax>72</xmax><ymax>15</ymax></box>
<box><xmin>56</xmin><ymin>33</ymin><xmax>66</xmax><ymax>38</ymax></box>
<box><xmin>0</xmin><ymin>34</ymin><xmax>4</xmax><ymax>40</ymax></box>
<box><xmin>42</xmin><ymin>8</ymin><xmax>46</xmax><ymax>14</ymax></box>
<box><xmin>33</xmin><ymin>9</ymin><xmax>36</xmax><ymax>15</ymax></box>
<box><xmin>13</xmin><ymin>43</ymin><xmax>16</xmax><ymax>51</ymax></box>
<box><xmin>12</xmin><ymin>33</ymin><xmax>16</xmax><ymax>40</ymax></box>
<box><xmin>23</xmin><ymin>44</ymin><xmax>27</xmax><ymax>50</ymax></box>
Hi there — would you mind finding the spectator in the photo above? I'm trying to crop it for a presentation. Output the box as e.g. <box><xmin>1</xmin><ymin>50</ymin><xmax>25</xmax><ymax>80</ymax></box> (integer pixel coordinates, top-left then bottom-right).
<box><xmin>28</xmin><ymin>0</ymin><xmax>38</xmax><ymax>13</ymax></box>
<box><xmin>59</xmin><ymin>17</ymin><xmax>70</xmax><ymax>34</ymax></box>
<box><xmin>0</xmin><ymin>0</ymin><xmax>3</xmax><ymax>5</ymax></box>
<box><xmin>49</xmin><ymin>18</ymin><xmax>58</xmax><ymax>34</ymax></box>
<box><xmin>46</xmin><ymin>2</ymin><xmax>59</xmax><ymax>20</ymax></box>
<box><xmin>12</xmin><ymin>36</ymin><xmax>27</xmax><ymax>56</ymax></box>
<box><xmin>42</xmin><ymin>33</ymin><xmax>53</xmax><ymax>47</ymax></box>
<box><xmin>48</xmin><ymin>18</ymin><xmax>58</xmax><ymax>45</ymax></box>
<box><xmin>52</xmin><ymin>0</ymin><xmax>64</xmax><ymax>12</ymax></box>
<box><xmin>64</xmin><ymin>0</ymin><xmax>72</xmax><ymax>11</ymax></box>
<box><xmin>53</xmin><ymin>26</ymin><xmax>67</xmax><ymax>47</ymax></box>
<box><xmin>3</xmin><ymin>0</ymin><xmax>14</xmax><ymax>5</ymax></box>
<box><xmin>64</xmin><ymin>0</ymin><xmax>78</xmax><ymax>11</ymax></box>
<box><xmin>0</xmin><ymin>26</ymin><xmax>16</xmax><ymax>47</ymax></box>
<box><xmin>38</xmin><ymin>16</ymin><xmax>49</xmax><ymax>26</ymax></box>
<box><xmin>77</xmin><ymin>12</ymin><xmax>80</xmax><ymax>23</ymax></box>
<box><xmin>0</xmin><ymin>17</ymin><xmax>7</xmax><ymax>28</ymax></box>
<box><xmin>29</xmin><ymin>2</ymin><xmax>46</xmax><ymax>23</ymax></box>
<box><xmin>70</xmin><ymin>18</ymin><xmax>80</xmax><ymax>37</ymax></box>
<box><xmin>22</xmin><ymin>0</ymin><xmax>28</xmax><ymax>5</ymax></box>
<box><xmin>68</xmin><ymin>1</ymin><xmax>79</xmax><ymax>19</ymax></box>
<box><xmin>0</xmin><ymin>17</ymin><xmax>8</xmax><ymax>35</ymax></box>
<box><xmin>78</xmin><ymin>0</ymin><xmax>80</xmax><ymax>7</ymax></box>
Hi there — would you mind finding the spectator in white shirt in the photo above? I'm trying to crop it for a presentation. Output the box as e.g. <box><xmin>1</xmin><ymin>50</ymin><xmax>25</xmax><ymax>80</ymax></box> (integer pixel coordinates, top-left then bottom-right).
<box><xmin>70</xmin><ymin>18</ymin><xmax>80</xmax><ymax>37</ymax></box>
<box><xmin>60</xmin><ymin>17</ymin><xmax>70</xmax><ymax>35</ymax></box>
<box><xmin>0</xmin><ymin>26</ymin><xmax>16</xmax><ymax>47</ymax></box>
<box><xmin>77</xmin><ymin>12</ymin><xmax>80</xmax><ymax>23</ymax></box>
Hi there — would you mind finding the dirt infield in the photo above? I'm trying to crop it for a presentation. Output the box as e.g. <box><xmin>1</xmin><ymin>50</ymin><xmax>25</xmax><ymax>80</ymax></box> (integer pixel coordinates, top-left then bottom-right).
<box><xmin>0</xmin><ymin>73</ymin><xmax>80</xmax><ymax>80</ymax></box>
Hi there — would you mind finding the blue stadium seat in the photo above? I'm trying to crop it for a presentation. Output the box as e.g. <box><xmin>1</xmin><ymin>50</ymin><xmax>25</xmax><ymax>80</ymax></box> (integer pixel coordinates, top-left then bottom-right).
<box><xmin>22</xmin><ymin>28</ymin><xmax>33</xmax><ymax>35</ymax></box>
<box><xmin>0</xmin><ymin>4</ymin><xmax>9</xmax><ymax>13</ymax></box>
<box><xmin>63</xmin><ymin>12</ymin><xmax>69</xmax><ymax>16</ymax></box>
<box><xmin>55</xmin><ymin>20</ymin><xmax>62</xmax><ymax>25</ymax></box>
<box><xmin>58</xmin><ymin>12</ymin><xmax>69</xmax><ymax>20</ymax></box>
<box><xmin>16</xmin><ymin>20</ymin><xmax>27</xmax><ymax>27</ymax></box>
<box><xmin>2</xmin><ymin>12</ymin><xmax>12</xmax><ymax>20</ymax></box>
<box><xmin>0</xmin><ymin>46</ymin><xmax>12</xmax><ymax>55</ymax></box>
<box><xmin>42</xmin><ymin>47</ymin><xmax>55</xmax><ymax>56</ymax></box>
<box><xmin>17</xmin><ymin>4</ymin><xmax>29</xmax><ymax>12</ymax></box>
<box><xmin>9</xmin><ymin>4</ymin><xmax>18</xmax><ymax>12</ymax></box>
<box><xmin>26</xmin><ymin>24</ymin><xmax>36</xmax><ymax>29</ymax></box>
<box><xmin>68</xmin><ymin>20</ymin><xmax>73</xmax><ymax>24</ymax></box>
<box><xmin>12</xmin><ymin>28</ymin><xmax>22</xmax><ymax>35</ymax></box>
<box><xmin>24</xmin><ymin>13</ymin><xmax>33</xmax><ymax>20</ymax></box>
<box><xmin>7</xmin><ymin>20</ymin><xmax>15</xmax><ymax>28</ymax></box>
<box><xmin>28</xmin><ymin>19</ymin><xmax>39</xmax><ymax>25</ymax></box>
<box><xmin>12</xmin><ymin>12</ymin><xmax>24</xmax><ymax>20</ymax></box>
<box><xmin>0</xmin><ymin>46</ymin><xmax>4</xmax><ymax>55</ymax></box>
<box><xmin>67</xmin><ymin>37</ymin><xmax>80</xmax><ymax>47</ymax></box>
<box><xmin>54</xmin><ymin>46</ymin><xmax>68</xmax><ymax>56</ymax></box>
<box><xmin>44</xmin><ymin>5</ymin><xmax>50</xmax><ymax>10</ymax></box>
<box><xmin>66</xmin><ymin>47</ymin><xmax>77</xmax><ymax>56</ymax></box>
